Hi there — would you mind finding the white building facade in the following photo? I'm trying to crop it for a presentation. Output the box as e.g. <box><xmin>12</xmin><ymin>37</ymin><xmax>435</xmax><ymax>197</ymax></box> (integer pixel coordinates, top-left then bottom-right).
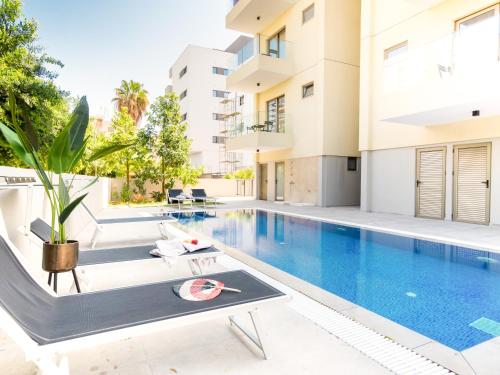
<box><xmin>169</xmin><ymin>39</ymin><xmax>253</xmax><ymax>176</ymax></box>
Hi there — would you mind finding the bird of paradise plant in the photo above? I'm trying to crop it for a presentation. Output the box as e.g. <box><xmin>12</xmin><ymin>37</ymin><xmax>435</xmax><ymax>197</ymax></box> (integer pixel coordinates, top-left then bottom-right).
<box><xmin>0</xmin><ymin>94</ymin><xmax>128</xmax><ymax>244</ymax></box>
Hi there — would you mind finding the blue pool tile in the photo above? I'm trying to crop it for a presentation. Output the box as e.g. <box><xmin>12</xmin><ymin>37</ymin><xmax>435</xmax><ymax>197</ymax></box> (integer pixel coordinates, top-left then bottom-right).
<box><xmin>176</xmin><ymin>209</ymin><xmax>500</xmax><ymax>351</ymax></box>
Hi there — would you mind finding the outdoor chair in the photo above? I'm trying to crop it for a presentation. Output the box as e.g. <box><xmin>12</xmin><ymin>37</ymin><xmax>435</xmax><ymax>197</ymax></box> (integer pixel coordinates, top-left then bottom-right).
<box><xmin>167</xmin><ymin>189</ymin><xmax>194</xmax><ymax>210</ymax></box>
<box><xmin>191</xmin><ymin>189</ymin><xmax>217</xmax><ymax>207</ymax></box>
<box><xmin>0</xmin><ymin>233</ymin><xmax>288</xmax><ymax>375</ymax></box>
<box><xmin>29</xmin><ymin>218</ymin><xmax>224</xmax><ymax>280</ymax></box>
<box><xmin>81</xmin><ymin>202</ymin><xmax>176</xmax><ymax>248</ymax></box>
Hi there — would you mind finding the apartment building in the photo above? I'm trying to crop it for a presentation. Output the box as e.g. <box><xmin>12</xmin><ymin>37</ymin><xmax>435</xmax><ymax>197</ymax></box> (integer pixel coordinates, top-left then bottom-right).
<box><xmin>225</xmin><ymin>0</ymin><xmax>361</xmax><ymax>206</ymax></box>
<box><xmin>169</xmin><ymin>40</ymin><xmax>253</xmax><ymax>176</ymax></box>
<box><xmin>359</xmin><ymin>0</ymin><xmax>500</xmax><ymax>225</ymax></box>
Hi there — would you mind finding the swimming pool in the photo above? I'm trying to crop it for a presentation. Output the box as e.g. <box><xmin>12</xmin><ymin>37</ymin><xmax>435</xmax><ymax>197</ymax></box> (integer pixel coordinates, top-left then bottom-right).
<box><xmin>172</xmin><ymin>209</ymin><xmax>500</xmax><ymax>351</ymax></box>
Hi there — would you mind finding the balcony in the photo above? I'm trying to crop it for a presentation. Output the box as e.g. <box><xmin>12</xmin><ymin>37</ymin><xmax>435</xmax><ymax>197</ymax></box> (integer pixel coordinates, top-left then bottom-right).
<box><xmin>381</xmin><ymin>18</ymin><xmax>500</xmax><ymax>126</ymax></box>
<box><xmin>226</xmin><ymin>0</ymin><xmax>298</xmax><ymax>34</ymax></box>
<box><xmin>224</xmin><ymin>112</ymin><xmax>292</xmax><ymax>152</ymax></box>
<box><xmin>226</xmin><ymin>35</ymin><xmax>294</xmax><ymax>94</ymax></box>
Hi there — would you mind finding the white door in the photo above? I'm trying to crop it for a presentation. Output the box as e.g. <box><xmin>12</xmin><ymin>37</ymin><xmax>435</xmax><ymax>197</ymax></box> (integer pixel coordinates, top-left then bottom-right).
<box><xmin>453</xmin><ymin>143</ymin><xmax>491</xmax><ymax>224</ymax></box>
<box><xmin>416</xmin><ymin>147</ymin><xmax>446</xmax><ymax>219</ymax></box>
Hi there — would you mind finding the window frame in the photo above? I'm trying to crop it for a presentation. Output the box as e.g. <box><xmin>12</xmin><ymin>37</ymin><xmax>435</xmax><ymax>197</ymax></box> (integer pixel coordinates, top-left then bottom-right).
<box><xmin>384</xmin><ymin>41</ymin><xmax>408</xmax><ymax>61</ymax></box>
<box><xmin>302</xmin><ymin>3</ymin><xmax>315</xmax><ymax>24</ymax></box>
<box><xmin>212</xmin><ymin>66</ymin><xmax>229</xmax><ymax>76</ymax></box>
<box><xmin>212</xmin><ymin>90</ymin><xmax>230</xmax><ymax>98</ymax></box>
<box><xmin>347</xmin><ymin>157</ymin><xmax>358</xmax><ymax>172</ymax></box>
<box><xmin>302</xmin><ymin>82</ymin><xmax>314</xmax><ymax>98</ymax></box>
<box><xmin>454</xmin><ymin>3</ymin><xmax>500</xmax><ymax>31</ymax></box>
<box><xmin>179</xmin><ymin>66</ymin><xmax>187</xmax><ymax>79</ymax></box>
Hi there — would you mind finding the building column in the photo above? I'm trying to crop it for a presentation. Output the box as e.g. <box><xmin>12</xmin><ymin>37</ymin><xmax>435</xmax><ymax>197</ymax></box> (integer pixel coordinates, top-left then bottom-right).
<box><xmin>360</xmin><ymin>151</ymin><xmax>371</xmax><ymax>212</ymax></box>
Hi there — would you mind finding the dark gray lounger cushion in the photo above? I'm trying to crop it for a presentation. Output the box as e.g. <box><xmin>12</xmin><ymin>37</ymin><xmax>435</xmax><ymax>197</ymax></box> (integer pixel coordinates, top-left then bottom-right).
<box><xmin>0</xmin><ymin>236</ymin><xmax>284</xmax><ymax>345</ymax></box>
<box><xmin>30</xmin><ymin>219</ymin><xmax>221</xmax><ymax>266</ymax></box>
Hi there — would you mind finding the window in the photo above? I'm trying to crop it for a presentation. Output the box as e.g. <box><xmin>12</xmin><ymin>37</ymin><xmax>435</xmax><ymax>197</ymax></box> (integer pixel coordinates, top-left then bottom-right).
<box><xmin>181</xmin><ymin>113</ymin><xmax>187</xmax><ymax>121</ymax></box>
<box><xmin>212</xmin><ymin>113</ymin><xmax>225</xmax><ymax>121</ymax></box>
<box><xmin>347</xmin><ymin>157</ymin><xmax>357</xmax><ymax>171</ymax></box>
<box><xmin>180</xmin><ymin>90</ymin><xmax>187</xmax><ymax>100</ymax></box>
<box><xmin>302</xmin><ymin>4</ymin><xmax>314</xmax><ymax>24</ymax></box>
<box><xmin>212</xmin><ymin>66</ymin><xmax>229</xmax><ymax>76</ymax></box>
<box><xmin>213</xmin><ymin>90</ymin><xmax>229</xmax><ymax>98</ymax></box>
<box><xmin>302</xmin><ymin>82</ymin><xmax>314</xmax><ymax>98</ymax></box>
<box><xmin>454</xmin><ymin>5</ymin><xmax>499</xmax><ymax>64</ymax></box>
<box><xmin>267</xmin><ymin>28</ymin><xmax>286</xmax><ymax>58</ymax></box>
<box><xmin>266</xmin><ymin>95</ymin><xmax>285</xmax><ymax>133</ymax></box>
<box><xmin>384</xmin><ymin>41</ymin><xmax>408</xmax><ymax>60</ymax></box>
<box><xmin>179</xmin><ymin>66</ymin><xmax>187</xmax><ymax>78</ymax></box>
<box><xmin>239</xmin><ymin>95</ymin><xmax>245</xmax><ymax>106</ymax></box>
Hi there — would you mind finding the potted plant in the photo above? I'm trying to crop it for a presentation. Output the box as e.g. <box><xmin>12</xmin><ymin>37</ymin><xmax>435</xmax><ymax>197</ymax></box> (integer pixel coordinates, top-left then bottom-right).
<box><xmin>0</xmin><ymin>94</ymin><xmax>128</xmax><ymax>272</ymax></box>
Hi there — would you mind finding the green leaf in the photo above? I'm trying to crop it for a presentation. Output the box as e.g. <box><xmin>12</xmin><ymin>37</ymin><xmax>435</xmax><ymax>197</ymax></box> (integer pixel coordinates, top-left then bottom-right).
<box><xmin>59</xmin><ymin>193</ymin><xmax>87</xmax><ymax>225</ymax></box>
<box><xmin>88</xmin><ymin>143</ymin><xmax>131</xmax><ymax>162</ymax></box>
<box><xmin>68</xmin><ymin>96</ymin><xmax>89</xmax><ymax>151</ymax></box>
<box><xmin>47</xmin><ymin>127</ymin><xmax>71</xmax><ymax>173</ymax></box>
<box><xmin>48</xmin><ymin>97</ymin><xmax>90</xmax><ymax>173</ymax></box>
<box><xmin>0</xmin><ymin>122</ymin><xmax>36</xmax><ymax>167</ymax></box>
<box><xmin>68</xmin><ymin>137</ymin><xmax>88</xmax><ymax>171</ymax></box>
<box><xmin>58</xmin><ymin>175</ymin><xmax>70</xmax><ymax>209</ymax></box>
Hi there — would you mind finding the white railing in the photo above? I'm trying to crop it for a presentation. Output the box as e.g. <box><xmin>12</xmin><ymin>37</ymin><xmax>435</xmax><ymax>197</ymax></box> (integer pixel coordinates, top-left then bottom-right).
<box><xmin>230</xmin><ymin>34</ymin><xmax>293</xmax><ymax>69</ymax></box>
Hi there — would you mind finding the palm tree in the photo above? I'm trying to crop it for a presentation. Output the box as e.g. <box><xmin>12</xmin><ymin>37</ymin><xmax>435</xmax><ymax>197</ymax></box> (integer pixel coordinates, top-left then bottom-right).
<box><xmin>112</xmin><ymin>80</ymin><xmax>149</xmax><ymax>125</ymax></box>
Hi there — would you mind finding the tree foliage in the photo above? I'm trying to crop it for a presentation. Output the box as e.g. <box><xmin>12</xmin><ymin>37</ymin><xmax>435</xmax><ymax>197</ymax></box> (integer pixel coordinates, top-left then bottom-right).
<box><xmin>112</xmin><ymin>80</ymin><xmax>149</xmax><ymax>125</ymax></box>
<box><xmin>0</xmin><ymin>0</ymin><xmax>69</xmax><ymax>166</ymax></box>
<box><xmin>144</xmin><ymin>92</ymin><xmax>191</xmax><ymax>194</ymax></box>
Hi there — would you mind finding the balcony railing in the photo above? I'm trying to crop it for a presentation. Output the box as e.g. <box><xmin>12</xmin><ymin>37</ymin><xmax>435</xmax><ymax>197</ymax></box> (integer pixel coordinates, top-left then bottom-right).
<box><xmin>231</xmin><ymin>34</ymin><xmax>292</xmax><ymax>69</ymax></box>
<box><xmin>222</xmin><ymin>111</ymin><xmax>289</xmax><ymax>138</ymax></box>
<box><xmin>383</xmin><ymin>17</ymin><xmax>500</xmax><ymax>94</ymax></box>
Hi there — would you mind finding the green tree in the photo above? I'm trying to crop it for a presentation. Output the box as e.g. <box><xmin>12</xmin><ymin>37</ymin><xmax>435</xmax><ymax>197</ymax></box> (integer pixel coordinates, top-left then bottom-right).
<box><xmin>179</xmin><ymin>164</ymin><xmax>203</xmax><ymax>188</ymax></box>
<box><xmin>145</xmin><ymin>93</ymin><xmax>191</xmax><ymax>195</ymax></box>
<box><xmin>112</xmin><ymin>80</ymin><xmax>149</xmax><ymax>125</ymax></box>
<box><xmin>104</xmin><ymin>108</ymin><xmax>148</xmax><ymax>200</ymax></box>
<box><xmin>0</xmin><ymin>0</ymin><xmax>69</xmax><ymax>166</ymax></box>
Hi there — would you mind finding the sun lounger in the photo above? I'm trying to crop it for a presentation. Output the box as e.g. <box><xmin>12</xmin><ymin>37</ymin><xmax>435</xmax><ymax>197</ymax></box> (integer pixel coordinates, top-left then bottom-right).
<box><xmin>29</xmin><ymin>218</ymin><xmax>224</xmax><ymax>276</ymax></box>
<box><xmin>81</xmin><ymin>203</ymin><xmax>176</xmax><ymax>248</ymax></box>
<box><xmin>167</xmin><ymin>189</ymin><xmax>194</xmax><ymax>210</ymax></box>
<box><xmin>191</xmin><ymin>189</ymin><xmax>217</xmax><ymax>207</ymax></box>
<box><xmin>0</xmin><ymin>234</ymin><xmax>288</xmax><ymax>374</ymax></box>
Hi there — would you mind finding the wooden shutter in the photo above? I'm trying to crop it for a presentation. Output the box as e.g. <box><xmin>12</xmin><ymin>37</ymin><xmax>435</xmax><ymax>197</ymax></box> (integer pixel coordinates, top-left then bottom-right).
<box><xmin>453</xmin><ymin>143</ymin><xmax>491</xmax><ymax>224</ymax></box>
<box><xmin>416</xmin><ymin>147</ymin><xmax>446</xmax><ymax>219</ymax></box>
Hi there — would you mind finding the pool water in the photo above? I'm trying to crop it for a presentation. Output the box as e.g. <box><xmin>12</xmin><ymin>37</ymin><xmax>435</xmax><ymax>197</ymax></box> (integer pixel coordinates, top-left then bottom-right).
<box><xmin>172</xmin><ymin>209</ymin><xmax>500</xmax><ymax>351</ymax></box>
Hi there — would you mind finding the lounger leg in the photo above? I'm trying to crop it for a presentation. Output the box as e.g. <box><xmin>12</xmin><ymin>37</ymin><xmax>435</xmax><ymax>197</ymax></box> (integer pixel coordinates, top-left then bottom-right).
<box><xmin>71</xmin><ymin>269</ymin><xmax>81</xmax><ymax>293</ymax></box>
<box><xmin>90</xmin><ymin>225</ymin><xmax>103</xmax><ymax>249</ymax></box>
<box><xmin>33</xmin><ymin>353</ymin><xmax>70</xmax><ymax>375</ymax></box>
<box><xmin>48</xmin><ymin>272</ymin><xmax>52</xmax><ymax>286</ymax></box>
<box><xmin>157</xmin><ymin>222</ymin><xmax>169</xmax><ymax>239</ymax></box>
<box><xmin>187</xmin><ymin>260</ymin><xmax>198</xmax><ymax>275</ymax></box>
<box><xmin>229</xmin><ymin>309</ymin><xmax>269</xmax><ymax>360</ymax></box>
<box><xmin>53</xmin><ymin>273</ymin><xmax>58</xmax><ymax>294</ymax></box>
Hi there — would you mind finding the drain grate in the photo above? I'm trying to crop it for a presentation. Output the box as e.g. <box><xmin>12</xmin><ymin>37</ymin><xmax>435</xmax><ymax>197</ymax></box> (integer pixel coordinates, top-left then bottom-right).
<box><xmin>219</xmin><ymin>255</ymin><xmax>454</xmax><ymax>374</ymax></box>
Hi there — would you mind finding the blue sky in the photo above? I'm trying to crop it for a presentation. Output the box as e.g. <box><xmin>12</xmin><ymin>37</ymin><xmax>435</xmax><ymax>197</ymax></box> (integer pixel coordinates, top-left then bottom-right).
<box><xmin>24</xmin><ymin>0</ymin><xmax>241</xmax><ymax>118</ymax></box>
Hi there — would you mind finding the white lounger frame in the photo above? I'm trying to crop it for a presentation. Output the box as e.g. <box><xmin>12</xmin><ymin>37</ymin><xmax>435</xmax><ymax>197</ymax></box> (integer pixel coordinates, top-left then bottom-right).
<box><xmin>81</xmin><ymin>203</ymin><xmax>175</xmax><ymax>248</ymax></box>
<box><xmin>0</xmin><ymin>234</ymin><xmax>289</xmax><ymax>374</ymax></box>
<box><xmin>0</xmin><ymin>290</ymin><xmax>287</xmax><ymax>374</ymax></box>
<box><xmin>22</xmin><ymin>222</ymin><xmax>224</xmax><ymax>278</ymax></box>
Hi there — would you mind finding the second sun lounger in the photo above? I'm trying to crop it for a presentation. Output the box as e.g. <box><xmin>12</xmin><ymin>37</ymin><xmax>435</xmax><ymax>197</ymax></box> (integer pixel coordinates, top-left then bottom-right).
<box><xmin>81</xmin><ymin>203</ymin><xmax>176</xmax><ymax>248</ymax></box>
<box><xmin>0</xmin><ymin>234</ymin><xmax>289</xmax><ymax>375</ymax></box>
<box><xmin>30</xmin><ymin>218</ymin><xmax>223</xmax><ymax>276</ymax></box>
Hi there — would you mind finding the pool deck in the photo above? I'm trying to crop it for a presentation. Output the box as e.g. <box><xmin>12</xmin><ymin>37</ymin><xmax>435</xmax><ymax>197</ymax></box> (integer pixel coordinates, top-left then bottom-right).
<box><xmin>166</xmin><ymin>200</ymin><xmax>500</xmax><ymax>375</ymax></box>
<box><xmin>0</xmin><ymin>202</ymin><xmax>389</xmax><ymax>375</ymax></box>
<box><xmin>3</xmin><ymin>200</ymin><xmax>500</xmax><ymax>374</ymax></box>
